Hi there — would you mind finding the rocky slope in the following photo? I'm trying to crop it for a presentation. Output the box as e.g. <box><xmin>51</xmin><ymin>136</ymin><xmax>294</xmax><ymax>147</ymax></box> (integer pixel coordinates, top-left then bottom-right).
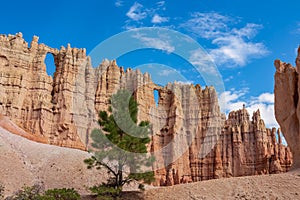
<box><xmin>0</xmin><ymin>116</ymin><xmax>107</xmax><ymax>197</ymax></box>
<box><xmin>274</xmin><ymin>48</ymin><xmax>300</xmax><ymax>169</ymax></box>
<box><xmin>0</xmin><ymin>33</ymin><xmax>293</xmax><ymax>186</ymax></box>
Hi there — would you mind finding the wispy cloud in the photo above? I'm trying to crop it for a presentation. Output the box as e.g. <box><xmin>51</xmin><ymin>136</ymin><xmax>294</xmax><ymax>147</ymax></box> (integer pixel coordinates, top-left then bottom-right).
<box><xmin>181</xmin><ymin>12</ymin><xmax>269</xmax><ymax>67</ymax></box>
<box><xmin>175</xmin><ymin>80</ymin><xmax>194</xmax><ymax>85</ymax></box>
<box><xmin>181</xmin><ymin>12</ymin><xmax>231</xmax><ymax>39</ymax></box>
<box><xmin>132</xmin><ymin>33</ymin><xmax>175</xmax><ymax>53</ymax></box>
<box><xmin>151</xmin><ymin>14</ymin><xmax>169</xmax><ymax>24</ymax></box>
<box><xmin>156</xmin><ymin>1</ymin><xmax>166</xmax><ymax>8</ymax></box>
<box><xmin>257</xmin><ymin>92</ymin><xmax>274</xmax><ymax>104</ymax></box>
<box><xmin>294</xmin><ymin>22</ymin><xmax>300</xmax><ymax>35</ymax></box>
<box><xmin>115</xmin><ymin>0</ymin><xmax>124</xmax><ymax>7</ymax></box>
<box><xmin>224</xmin><ymin>75</ymin><xmax>234</xmax><ymax>82</ymax></box>
<box><xmin>210</xmin><ymin>35</ymin><xmax>268</xmax><ymax>66</ymax></box>
<box><xmin>220</xmin><ymin>89</ymin><xmax>247</xmax><ymax>111</ymax></box>
<box><xmin>124</xmin><ymin>1</ymin><xmax>169</xmax><ymax>29</ymax></box>
<box><xmin>126</xmin><ymin>2</ymin><xmax>147</xmax><ymax>21</ymax></box>
<box><xmin>189</xmin><ymin>49</ymin><xmax>217</xmax><ymax>74</ymax></box>
<box><xmin>124</xmin><ymin>8</ymin><xmax>268</xmax><ymax>67</ymax></box>
<box><xmin>160</xmin><ymin>69</ymin><xmax>177</xmax><ymax>76</ymax></box>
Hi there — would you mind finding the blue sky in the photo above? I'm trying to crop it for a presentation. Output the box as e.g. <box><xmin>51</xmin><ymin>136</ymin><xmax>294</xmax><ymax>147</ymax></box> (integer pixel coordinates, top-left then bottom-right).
<box><xmin>1</xmin><ymin>0</ymin><xmax>300</xmax><ymax>128</ymax></box>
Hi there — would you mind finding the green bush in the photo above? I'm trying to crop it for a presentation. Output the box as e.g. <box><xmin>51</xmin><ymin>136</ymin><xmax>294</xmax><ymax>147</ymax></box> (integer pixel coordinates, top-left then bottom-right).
<box><xmin>138</xmin><ymin>184</ymin><xmax>145</xmax><ymax>191</ymax></box>
<box><xmin>0</xmin><ymin>184</ymin><xmax>4</xmax><ymax>199</ymax></box>
<box><xmin>43</xmin><ymin>188</ymin><xmax>80</xmax><ymax>200</ymax></box>
<box><xmin>5</xmin><ymin>185</ymin><xmax>43</xmax><ymax>200</ymax></box>
<box><xmin>89</xmin><ymin>184</ymin><xmax>121</xmax><ymax>200</ymax></box>
<box><xmin>5</xmin><ymin>185</ymin><xmax>80</xmax><ymax>200</ymax></box>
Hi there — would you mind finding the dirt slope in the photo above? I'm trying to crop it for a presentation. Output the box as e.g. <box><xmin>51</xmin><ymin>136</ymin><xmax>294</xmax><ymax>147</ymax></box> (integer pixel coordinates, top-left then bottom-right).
<box><xmin>142</xmin><ymin>170</ymin><xmax>300</xmax><ymax>200</ymax></box>
<box><xmin>0</xmin><ymin>118</ymin><xmax>106</xmax><ymax>197</ymax></box>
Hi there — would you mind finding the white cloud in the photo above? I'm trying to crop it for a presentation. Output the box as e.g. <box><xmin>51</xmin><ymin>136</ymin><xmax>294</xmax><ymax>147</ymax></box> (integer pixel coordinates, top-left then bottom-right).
<box><xmin>219</xmin><ymin>89</ymin><xmax>247</xmax><ymax>112</ymax></box>
<box><xmin>126</xmin><ymin>2</ymin><xmax>147</xmax><ymax>21</ymax></box>
<box><xmin>175</xmin><ymin>80</ymin><xmax>194</xmax><ymax>85</ymax></box>
<box><xmin>210</xmin><ymin>35</ymin><xmax>268</xmax><ymax>66</ymax></box>
<box><xmin>115</xmin><ymin>0</ymin><xmax>124</xmax><ymax>7</ymax></box>
<box><xmin>220</xmin><ymin>90</ymin><xmax>278</xmax><ymax>128</ymax></box>
<box><xmin>295</xmin><ymin>22</ymin><xmax>300</xmax><ymax>35</ymax></box>
<box><xmin>160</xmin><ymin>69</ymin><xmax>177</xmax><ymax>76</ymax></box>
<box><xmin>124</xmin><ymin>1</ymin><xmax>169</xmax><ymax>30</ymax></box>
<box><xmin>224</xmin><ymin>75</ymin><xmax>233</xmax><ymax>82</ymax></box>
<box><xmin>232</xmin><ymin>23</ymin><xmax>262</xmax><ymax>38</ymax></box>
<box><xmin>132</xmin><ymin>33</ymin><xmax>175</xmax><ymax>53</ymax></box>
<box><xmin>152</xmin><ymin>14</ymin><xmax>169</xmax><ymax>24</ymax></box>
<box><xmin>181</xmin><ymin>12</ymin><xmax>269</xmax><ymax>67</ymax></box>
<box><xmin>189</xmin><ymin>49</ymin><xmax>217</xmax><ymax>74</ymax></box>
<box><xmin>156</xmin><ymin>1</ymin><xmax>165</xmax><ymax>8</ymax></box>
<box><xmin>247</xmin><ymin>103</ymin><xmax>278</xmax><ymax>128</ymax></box>
<box><xmin>257</xmin><ymin>92</ymin><xmax>274</xmax><ymax>104</ymax></box>
<box><xmin>181</xmin><ymin>12</ymin><xmax>231</xmax><ymax>39</ymax></box>
<box><xmin>123</xmin><ymin>23</ymin><xmax>137</xmax><ymax>30</ymax></box>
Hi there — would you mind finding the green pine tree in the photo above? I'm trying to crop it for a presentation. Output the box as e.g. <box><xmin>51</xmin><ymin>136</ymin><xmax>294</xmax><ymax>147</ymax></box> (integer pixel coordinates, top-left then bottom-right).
<box><xmin>84</xmin><ymin>89</ymin><xmax>155</xmax><ymax>193</ymax></box>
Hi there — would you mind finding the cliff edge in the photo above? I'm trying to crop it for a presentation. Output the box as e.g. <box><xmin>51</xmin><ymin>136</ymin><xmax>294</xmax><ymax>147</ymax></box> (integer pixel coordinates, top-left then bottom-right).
<box><xmin>274</xmin><ymin>47</ymin><xmax>300</xmax><ymax>169</ymax></box>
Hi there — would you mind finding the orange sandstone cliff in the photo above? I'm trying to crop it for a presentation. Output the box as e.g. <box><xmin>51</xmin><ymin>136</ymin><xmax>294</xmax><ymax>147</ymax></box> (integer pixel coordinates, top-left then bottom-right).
<box><xmin>274</xmin><ymin>47</ymin><xmax>300</xmax><ymax>169</ymax></box>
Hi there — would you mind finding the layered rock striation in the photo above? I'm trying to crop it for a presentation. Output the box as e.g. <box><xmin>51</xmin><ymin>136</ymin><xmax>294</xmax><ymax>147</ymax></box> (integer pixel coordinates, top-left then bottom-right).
<box><xmin>153</xmin><ymin>106</ymin><xmax>292</xmax><ymax>186</ymax></box>
<box><xmin>0</xmin><ymin>33</ymin><xmax>293</xmax><ymax>186</ymax></box>
<box><xmin>0</xmin><ymin>33</ymin><xmax>154</xmax><ymax>150</ymax></box>
<box><xmin>0</xmin><ymin>33</ymin><xmax>88</xmax><ymax>149</ymax></box>
<box><xmin>274</xmin><ymin>47</ymin><xmax>300</xmax><ymax>169</ymax></box>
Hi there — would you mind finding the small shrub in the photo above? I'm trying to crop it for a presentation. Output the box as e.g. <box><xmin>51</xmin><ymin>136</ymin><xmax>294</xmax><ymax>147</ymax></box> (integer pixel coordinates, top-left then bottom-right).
<box><xmin>138</xmin><ymin>184</ymin><xmax>145</xmax><ymax>191</ymax></box>
<box><xmin>43</xmin><ymin>188</ymin><xmax>80</xmax><ymax>200</ymax></box>
<box><xmin>5</xmin><ymin>186</ymin><xmax>80</xmax><ymax>200</ymax></box>
<box><xmin>0</xmin><ymin>184</ymin><xmax>4</xmax><ymax>199</ymax></box>
<box><xmin>5</xmin><ymin>184</ymin><xmax>43</xmax><ymax>200</ymax></box>
<box><xmin>89</xmin><ymin>184</ymin><xmax>121</xmax><ymax>200</ymax></box>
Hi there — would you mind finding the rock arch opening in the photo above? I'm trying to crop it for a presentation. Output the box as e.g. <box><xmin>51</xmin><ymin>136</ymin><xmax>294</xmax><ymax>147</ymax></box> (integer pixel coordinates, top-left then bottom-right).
<box><xmin>154</xmin><ymin>89</ymin><xmax>159</xmax><ymax>106</ymax></box>
<box><xmin>45</xmin><ymin>53</ymin><xmax>56</xmax><ymax>77</ymax></box>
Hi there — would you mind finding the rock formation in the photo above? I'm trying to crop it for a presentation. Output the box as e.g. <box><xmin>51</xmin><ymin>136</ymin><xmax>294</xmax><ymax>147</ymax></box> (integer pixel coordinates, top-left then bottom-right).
<box><xmin>274</xmin><ymin>47</ymin><xmax>300</xmax><ymax>169</ymax></box>
<box><xmin>0</xmin><ymin>33</ymin><xmax>88</xmax><ymax>150</ymax></box>
<box><xmin>153</xmin><ymin>106</ymin><xmax>292</xmax><ymax>186</ymax></box>
<box><xmin>0</xmin><ymin>33</ymin><xmax>156</xmax><ymax>150</ymax></box>
<box><xmin>0</xmin><ymin>33</ymin><xmax>293</xmax><ymax>186</ymax></box>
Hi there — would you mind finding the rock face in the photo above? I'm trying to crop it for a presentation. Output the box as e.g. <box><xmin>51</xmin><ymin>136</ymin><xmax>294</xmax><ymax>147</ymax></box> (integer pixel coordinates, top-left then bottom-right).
<box><xmin>150</xmin><ymin>83</ymin><xmax>225</xmax><ymax>185</ymax></box>
<box><xmin>0</xmin><ymin>33</ymin><xmax>154</xmax><ymax>150</ymax></box>
<box><xmin>0</xmin><ymin>33</ymin><xmax>293</xmax><ymax>186</ymax></box>
<box><xmin>0</xmin><ymin>33</ymin><xmax>88</xmax><ymax>150</ymax></box>
<box><xmin>153</xmin><ymin>106</ymin><xmax>292</xmax><ymax>186</ymax></box>
<box><xmin>274</xmin><ymin>48</ymin><xmax>300</xmax><ymax>169</ymax></box>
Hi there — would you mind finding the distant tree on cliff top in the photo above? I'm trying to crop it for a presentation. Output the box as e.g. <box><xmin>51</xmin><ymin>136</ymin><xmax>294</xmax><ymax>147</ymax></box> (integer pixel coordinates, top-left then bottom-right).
<box><xmin>84</xmin><ymin>89</ymin><xmax>155</xmax><ymax>194</ymax></box>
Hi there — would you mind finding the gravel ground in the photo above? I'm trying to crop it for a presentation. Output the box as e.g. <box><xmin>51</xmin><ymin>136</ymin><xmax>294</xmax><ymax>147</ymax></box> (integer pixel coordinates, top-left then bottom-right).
<box><xmin>142</xmin><ymin>169</ymin><xmax>300</xmax><ymax>200</ymax></box>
